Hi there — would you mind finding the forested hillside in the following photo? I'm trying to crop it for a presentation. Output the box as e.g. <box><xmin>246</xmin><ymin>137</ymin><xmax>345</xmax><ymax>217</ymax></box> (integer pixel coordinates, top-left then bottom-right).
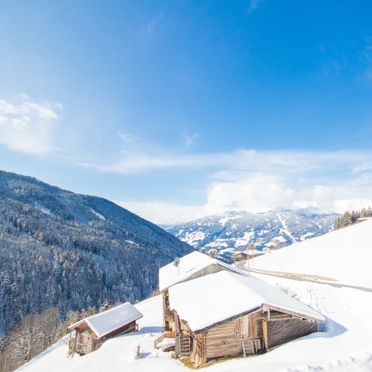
<box><xmin>334</xmin><ymin>207</ymin><xmax>372</xmax><ymax>229</ymax></box>
<box><xmin>0</xmin><ymin>170</ymin><xmax>192</xmax><ymax>335</ymax></box>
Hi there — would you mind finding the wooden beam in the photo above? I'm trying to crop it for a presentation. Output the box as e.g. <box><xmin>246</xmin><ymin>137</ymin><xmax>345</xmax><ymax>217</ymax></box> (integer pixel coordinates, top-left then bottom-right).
<box><xmin>262</xmin><ymin>320</ymin><xmax>269</xmax><ymax>352</ymax></box>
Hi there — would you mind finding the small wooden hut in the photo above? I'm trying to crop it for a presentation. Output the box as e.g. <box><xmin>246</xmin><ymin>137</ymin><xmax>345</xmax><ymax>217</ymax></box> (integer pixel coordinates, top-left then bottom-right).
<box><xmin>68</xmin><ymin>302</ymin><xmax>143</xmax><ymax>356</ymax></box>
<box><xmin>234</xmin><ymin>251</ymin><xmax>250</xmax><ymax>261</ymax></box>
<box><xmin>157</xmin><ymin>270</ymin><xmax>324</xmax><ymax>368</ymax></box>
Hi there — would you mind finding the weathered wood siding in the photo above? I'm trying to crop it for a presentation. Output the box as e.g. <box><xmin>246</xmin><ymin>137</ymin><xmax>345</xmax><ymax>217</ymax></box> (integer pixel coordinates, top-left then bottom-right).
<box><xmin>205</xmin><ymin>313</ymin><xmax>261</xmax><ymax>360</ymax></box>
<box><xmin>266</xmin><ymin>318</ymin><xmax>317</xmax><ymax>349</ymax></box>
<box><xmin>192</xmin><ymin>333</ymin><xmax>207</xmax><ymax>367</ymax></box>
<box><xmin>75</xmin><ymin>330</ymin><xmax>99</xmax><ymax>355</ymax></box>
<box><xmin>206</xmin><ymin>319</ymin><xmax>241</xmax><ymax>359</ymax></box>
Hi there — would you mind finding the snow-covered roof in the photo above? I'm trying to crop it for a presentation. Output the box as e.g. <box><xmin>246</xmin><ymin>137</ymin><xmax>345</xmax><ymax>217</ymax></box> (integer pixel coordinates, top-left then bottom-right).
<box><xmin>168</xmin><ymin>270</ymin><xmax>325</xmax><ymax>332</ymax></box>
<box><xmin>68</xmin><ymin>302</ymin><xmax>143</xmax><ymax>339</ymax></box>
<box><xmin>159</xmin><ymin>250</ymin><xmax>245</xmax><ymax>291</ymax></box>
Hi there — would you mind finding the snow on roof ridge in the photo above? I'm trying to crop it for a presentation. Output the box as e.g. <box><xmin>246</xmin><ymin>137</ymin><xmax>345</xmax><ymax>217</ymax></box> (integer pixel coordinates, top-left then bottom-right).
<box><xmin>159</xmin><ymin>250</ymin><xmax>246</xmax><ymax>291</ymax></box>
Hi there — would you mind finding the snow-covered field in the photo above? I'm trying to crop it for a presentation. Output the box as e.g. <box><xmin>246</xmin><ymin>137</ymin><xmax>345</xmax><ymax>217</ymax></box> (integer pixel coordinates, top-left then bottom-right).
<box><xmin>254</xmin><ymin>219</ymin><xmax>372</xmax><ymax>288</ymax></box>
<box><xmin>19</xmin><ymin>221</ymin><xmax>372</xmax><ymax>372</ymax></box>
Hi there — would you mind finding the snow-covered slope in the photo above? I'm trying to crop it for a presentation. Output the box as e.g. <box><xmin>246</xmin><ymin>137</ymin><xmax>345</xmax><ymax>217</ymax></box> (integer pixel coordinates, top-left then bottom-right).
<box><xmin>20</xmin><ymin>219</ymin><xmax>372</xmax><ymax>372</ymax></box>
<box><xmin>254</xmin><ymin>219</ymin><xmax>372</xmax><ymax>288</ymax></box>
<box><xmin>166</xmin><ymin>209</ymin><xmax>339</xmax><ymax>257</ymax></box>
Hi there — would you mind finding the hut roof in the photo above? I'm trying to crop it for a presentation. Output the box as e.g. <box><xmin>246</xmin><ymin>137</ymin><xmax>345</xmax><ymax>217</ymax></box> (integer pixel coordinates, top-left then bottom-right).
<box><xmin>168</xmin><ymin>270</ymin><xmax>325</xmax><ymax>333</ymax></box>
<box><xmin>68</xmin><ymin>302</ymin><xmax>143</xmax><ymax>339</ymax></box>
<box><xmin>159</xmin><ymin>250</ymin><xmax>244</xmax><ymax>291</ymax></box>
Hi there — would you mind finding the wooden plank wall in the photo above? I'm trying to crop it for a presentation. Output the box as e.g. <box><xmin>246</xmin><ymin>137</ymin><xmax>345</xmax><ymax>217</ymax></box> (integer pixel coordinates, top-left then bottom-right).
<box><xmin>204</xmin><ymin>313</ymin><xmax>261</xmax><ymax>360</ymax></box>
<box><xmin>266</xmin><ymin>319</ymin><xmax>317</xmax><ymax>349</ymax></box>
<box><xmin>206</xmin><ymin>319</ymin><xmax>242</xmax><ymax>359</ymax></box>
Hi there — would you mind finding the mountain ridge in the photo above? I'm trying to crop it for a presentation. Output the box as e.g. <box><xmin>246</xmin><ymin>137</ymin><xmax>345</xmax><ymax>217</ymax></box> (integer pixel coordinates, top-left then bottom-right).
<box><xmin>166</xmin><ymin>208</ymin><xmax>339</xmax><ymax>259</ymax></box>
<box><xmin>0</xmin><ymin>169</ymin><xmax>192</xmax><ymax>335</ymax></box>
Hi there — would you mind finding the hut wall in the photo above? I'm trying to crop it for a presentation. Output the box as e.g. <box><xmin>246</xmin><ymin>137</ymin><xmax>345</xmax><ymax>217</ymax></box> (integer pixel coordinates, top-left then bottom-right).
<box><xmin>204</xmin><ymin>313</ymin><xmax>261</xmax><ymax>360</ymax></box>
<box><xmin>191</xmin><ymin>333</ymin><xmax>207</xmax><ymax>368</ymax></box>
<box><xmin>104</xmin><ymin>320</ymin><xmax>137</xmax><ymax>339</ymax></box>
<box><xmin>205</xmin><ymin>319</ymin><xmax>242</xmax><ymax>359</ymax></box>
<box><xmin>75</xmin><ymin>330</ymin><xmax>99</xmax><ymax>355</ymax></box>
<box><xmin>266</xmin><ymin>318</ymin><xmax>317</xmax><ymax>349</ymax></box>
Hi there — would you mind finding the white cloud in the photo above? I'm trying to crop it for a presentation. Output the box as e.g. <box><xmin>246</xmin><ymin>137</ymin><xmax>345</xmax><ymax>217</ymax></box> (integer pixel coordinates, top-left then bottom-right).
<box><xmin>79</xmin><ymin>145</ymin><xmax>372</xmax><ymax>223</ymax></box>
<box><xmin>86</xmin><ymin>151</ymin><xmax>234</xmax><ymax>174</ymax></box>
<box><xmin>0</xmin><ymin>96</ymin><xmax>62</xmax><ymax>155</ymax></box>
<box><xmin>203</xmin><ymin>173</ymin><xmax>295</xmax><ymax>215</ymax></box>
<box><xmin>84</xmin><ymin>148</ymin><xmax>372</xmax><ymax>175</ymax></box>
<box><xmin>112</xmin><ymin>150</ymin><xmax>372</xmax><ymax>223</ymax></box>
<box><xmin>122</xmin><ymin>172</ymin><xmax>372</xmax><ymax>224</ymax></box>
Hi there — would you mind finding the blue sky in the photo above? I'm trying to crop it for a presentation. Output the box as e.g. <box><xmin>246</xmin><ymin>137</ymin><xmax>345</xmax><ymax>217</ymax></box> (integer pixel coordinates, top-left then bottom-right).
<box><xmin>1</xmin><ymin>1</ymin><xmax>372</xmax><ymax>223</ymax></box>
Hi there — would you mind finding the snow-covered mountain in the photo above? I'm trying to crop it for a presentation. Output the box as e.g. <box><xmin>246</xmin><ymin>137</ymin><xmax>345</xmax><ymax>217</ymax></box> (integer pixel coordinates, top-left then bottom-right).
<box><xmin>166</xmin><ymin>209</ymin><xmax>339</xmax><ymax>256</ymax></box>
<box><xmin>0</xmin><ymin>170</ymin><xmax>191</xmax><ymax>335</ymax></box>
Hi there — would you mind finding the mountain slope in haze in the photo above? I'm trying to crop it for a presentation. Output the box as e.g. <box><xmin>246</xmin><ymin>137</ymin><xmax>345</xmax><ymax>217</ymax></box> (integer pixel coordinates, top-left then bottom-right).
<box><xmin>0</xmin><ymin>170</ymin><xmax>192</xmax><ymax>335</ymax></box>
<box><xmin>254</xmin><ymin>218</ymin><xmax>372</xmax><ymax>288</ymax></box>
<box><xmin>166</xmin><ymin>209</ymin><xmax>339</xmax><ymax>255</ymax></box>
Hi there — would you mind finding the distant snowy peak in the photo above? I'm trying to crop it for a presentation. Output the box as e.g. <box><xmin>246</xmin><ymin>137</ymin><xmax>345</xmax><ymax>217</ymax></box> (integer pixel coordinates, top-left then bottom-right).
<box><xmin>166</xmin><ymin>208</ymin><xmax>339</xmax><ymax>256</ymax></box>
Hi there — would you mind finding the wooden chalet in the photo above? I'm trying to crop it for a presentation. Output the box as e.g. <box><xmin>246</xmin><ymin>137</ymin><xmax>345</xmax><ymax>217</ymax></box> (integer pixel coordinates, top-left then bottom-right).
<box><xmin>157</xmin><ymin>257</ymin><xmax>325</xmax><ymax>368</ymax></box>
<box><xmin>234</xmin><ymin>250</ymin><xmax>264</xmax><ymax>262</ymax></box>
<box><xmin>68</xmin><ymin>302</ymin><xmax>143</xmax><ymax>356</ymax></box>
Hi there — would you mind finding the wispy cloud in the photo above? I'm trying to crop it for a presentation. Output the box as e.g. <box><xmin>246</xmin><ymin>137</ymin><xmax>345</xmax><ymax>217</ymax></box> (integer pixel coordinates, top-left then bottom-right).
<box><xmin>248</xmin><ymin>0</ymin><xmax>261</xmax><ymax>13</ymax></box>
<box><xmin>97</xmin><ymin>147</ymin><xmax>372</xmax><ymax>223</ymax></box>
<box><xmin>181</xmin><ymin>131</ymin><xmax>200</xmax><ymax>148</ymax></box>
<box><xmin>118</xmin><ymin>131</ymin><xmax>138</xmax><ymax>143</ymax></box>
<box><xmin>0</xmin><ymin>96</ymin><xmax>62</xmax><ymax>155</ymax></box>
<box><xmin>137</xmin><ymin>13</ymin><xmax>163</xmax><ymax>39</ymax></box>
<box><xmin>80</xmin><ymin>148</ymin><xmax>372</xmax><ymax>175</ymax></box>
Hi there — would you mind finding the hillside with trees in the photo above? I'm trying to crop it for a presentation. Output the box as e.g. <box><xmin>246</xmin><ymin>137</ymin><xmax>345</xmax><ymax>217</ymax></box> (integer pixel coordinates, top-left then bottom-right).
<box><xmin>334</xmin><ymin>207</ymin><xmax>372</xmax><ymax>229</ymax></box>
<box><xmin>0</xmin><ymin>170</ymin><xmax>191</xmax><ymax>369</ymax></box>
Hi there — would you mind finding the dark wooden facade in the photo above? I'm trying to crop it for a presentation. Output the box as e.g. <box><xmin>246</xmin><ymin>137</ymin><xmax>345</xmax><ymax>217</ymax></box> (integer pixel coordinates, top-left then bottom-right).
<box><xmin>160</xmin><ymin>291</ymin><xmax>319</xmax><ymax>368</ymax></box>
<box><xmin>69</xmin><ymin>320</ymin><xmax>138</xmax><ymax>356</ymax></box>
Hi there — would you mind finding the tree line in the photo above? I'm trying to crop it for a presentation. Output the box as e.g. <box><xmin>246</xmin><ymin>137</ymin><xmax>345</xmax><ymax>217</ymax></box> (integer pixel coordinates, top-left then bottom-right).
<box><xmin>334</xmin><ymin>207</ymin><xmax>372</xmax><ymax>229</ymax></box>
<box><xmin>0</xmin><ymin>304</ymin><xmax>102</xmax><ymax>371</ymax></box>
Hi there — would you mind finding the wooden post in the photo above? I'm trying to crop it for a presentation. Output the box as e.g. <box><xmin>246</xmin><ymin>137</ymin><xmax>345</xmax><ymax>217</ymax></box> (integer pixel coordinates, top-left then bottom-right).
<box><xmin>262</xmin><ymin>320</ymin><xmax>269</xmax><ymax>351</ymax></box>
<box><xmin>246</xmin><ymin>244</ymin><xmax>250</xmax><ymax>270</ymax></box>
